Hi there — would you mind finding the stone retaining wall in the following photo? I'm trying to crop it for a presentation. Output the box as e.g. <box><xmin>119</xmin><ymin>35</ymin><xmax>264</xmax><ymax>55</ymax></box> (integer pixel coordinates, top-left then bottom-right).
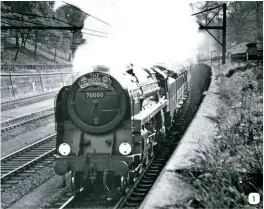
<box><xmin>1</xmin><ymin>72</ymin><xmax>77</xmax><ymax>100</ymax></box>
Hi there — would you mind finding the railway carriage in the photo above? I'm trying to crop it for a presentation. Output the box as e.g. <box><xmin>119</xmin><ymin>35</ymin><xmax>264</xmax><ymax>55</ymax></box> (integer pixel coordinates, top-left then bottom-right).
<box><xmin>54</xmin><ymin>63</ymin><xmax>191</xmax><ymax>197</ymax></box>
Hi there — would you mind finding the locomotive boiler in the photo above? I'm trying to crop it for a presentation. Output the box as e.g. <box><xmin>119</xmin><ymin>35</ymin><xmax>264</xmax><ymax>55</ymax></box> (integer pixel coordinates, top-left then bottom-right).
<box><xmin>54</xmin><ymin>64</ymin><xmax>191</xmax><ymax>197</ymax></box>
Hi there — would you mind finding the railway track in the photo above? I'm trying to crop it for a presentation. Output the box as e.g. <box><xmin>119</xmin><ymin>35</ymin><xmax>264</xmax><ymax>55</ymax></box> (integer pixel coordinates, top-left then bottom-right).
<box><xmin>1</xmin><ymin>107</ymin><xmax>55</xmax><ymax>133</ymax></box>
<box><xmin>52</xmin><ymin>189</ymin><xmax>121</xmax><ymax>209</ymax></box>
<box><xmin>50</xmin><ymin>86</ymin><xmax>193</xmax><ymax>209</ymax></box>
<box><xmin>1</xmin><ymin>134</ymin><xmax>56</xmax><ymax>192</ymax></box>
<box><xmin>1</xmin><ymin>91</ymin><xmax>57</xmax><ymax>111</ymax></box>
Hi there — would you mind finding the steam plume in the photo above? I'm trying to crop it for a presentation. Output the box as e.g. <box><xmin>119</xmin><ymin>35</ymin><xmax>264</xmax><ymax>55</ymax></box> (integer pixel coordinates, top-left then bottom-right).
<box><xmin>55</xmin><ymin>0</ymin><xmax>207</xmax><ymax>74</ymax></box>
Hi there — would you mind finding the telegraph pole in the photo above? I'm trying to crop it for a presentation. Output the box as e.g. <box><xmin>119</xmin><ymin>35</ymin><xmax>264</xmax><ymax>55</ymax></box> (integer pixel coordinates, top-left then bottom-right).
<box><xmin>192</xmin><ymin>3</ymin><xmax>227</xmax><ymax>64</ymax></box>
<box><xmin>222</xmin><ymin>3</ymin><xmax>226</xmax><ymax>64</ymax></box>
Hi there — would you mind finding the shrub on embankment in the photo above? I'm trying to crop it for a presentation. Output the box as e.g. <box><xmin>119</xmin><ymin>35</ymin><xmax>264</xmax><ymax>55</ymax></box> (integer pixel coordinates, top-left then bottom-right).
<box><xmin>178</xmin><ymin>62</ymin><xmax>263</xmax><ymax>209</ymax></box>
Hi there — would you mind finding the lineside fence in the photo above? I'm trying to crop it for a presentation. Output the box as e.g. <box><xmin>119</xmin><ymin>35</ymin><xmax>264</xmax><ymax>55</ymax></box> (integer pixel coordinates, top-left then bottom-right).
<box><xmin>1</xmin><ymin>64</ymin><xmax>72</xmax><ymax>72</ymax></box>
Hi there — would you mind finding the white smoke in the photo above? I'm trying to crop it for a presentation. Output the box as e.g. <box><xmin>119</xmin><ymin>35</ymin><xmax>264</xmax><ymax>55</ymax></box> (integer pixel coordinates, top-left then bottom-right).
<box><xmin>55</xmin><ymin>0</ymin><xmax>207</xmax><ymax>74</ymax></box>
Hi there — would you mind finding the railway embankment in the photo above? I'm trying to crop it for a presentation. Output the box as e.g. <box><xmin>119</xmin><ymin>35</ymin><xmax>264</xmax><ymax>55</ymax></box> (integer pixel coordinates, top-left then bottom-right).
<box><xmin>184</xmin><ymin>62</ymin><xmax>262</xmax><ymax>209</ymax></box>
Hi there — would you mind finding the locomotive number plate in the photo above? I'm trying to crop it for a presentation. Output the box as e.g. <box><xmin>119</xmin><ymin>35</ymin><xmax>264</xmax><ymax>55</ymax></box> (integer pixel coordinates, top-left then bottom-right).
<box><xmin>86</xmin><ymin>92</ymin><xmax>105</xmax><ymax>98</ymax></box>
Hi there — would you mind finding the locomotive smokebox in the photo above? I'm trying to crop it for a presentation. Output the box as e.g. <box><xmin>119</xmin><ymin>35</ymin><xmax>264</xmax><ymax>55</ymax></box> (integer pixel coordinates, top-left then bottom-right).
<box><xmin>113</xmin><ymin>161</ymin><xmax>129</xmax><ymax>175</ymax></box>
<box><xmin>67</xmin><ymin>70</ymin><xmax>128</xmax><ymax>134</ymax></box>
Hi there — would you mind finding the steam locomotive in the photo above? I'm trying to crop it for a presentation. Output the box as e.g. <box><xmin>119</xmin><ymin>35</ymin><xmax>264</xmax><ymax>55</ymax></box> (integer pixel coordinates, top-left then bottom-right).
<box><xmin>54</xmin><ymin>63</ymin><xmax>191</xmax><ymax>197</ymax></box>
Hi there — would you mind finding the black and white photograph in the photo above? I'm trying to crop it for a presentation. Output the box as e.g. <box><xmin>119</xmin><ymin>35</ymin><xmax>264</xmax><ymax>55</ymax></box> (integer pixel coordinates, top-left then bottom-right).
<box><xmin>0</xmin><ymin>1</ymin><xmax>263</xmax><ymax>209</ymax></box>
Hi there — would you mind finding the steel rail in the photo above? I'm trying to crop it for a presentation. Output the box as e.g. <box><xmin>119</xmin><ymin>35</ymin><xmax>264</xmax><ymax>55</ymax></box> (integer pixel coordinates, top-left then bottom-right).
<box><xmin>1</xmin><ymin>133</ymin><xmax>56</xmax><ymax>162</ymax></box>
<box><xmin>1</xmin><ymin>92</ymin><xmax>58</xmax><ymax>111</ymax></box>
<box><xmin>58</xmin><ymin>187</ymin><xmax>84</xmax><ymax>209</ymax></box>
<box><xmin>1</xmin><ymin>148</ymin><xmax>55</xmax><ymax>182</ymax></box>
<box><xmin>1</xmin><ymin>90</ymin><xmax>57</xmax><ymax>105</ymax></box>
<box><xmin>59</xmin><ymin>196</ymin><xmax>75</xmax><ymax>209</ymax></box>
<box><xmin>1</xmin><ymin>107</ymin><xmax>54</xmax><ymax>126</ymax></box>
<box><xmin>113</xmin><ymin>196</ymin><xmax>126</xmax><ymax>209</ymax></box>
<box><xmin>1</xmin><ymin>110</ymin><xmax>54</xmax><ymax>133</ymax></box>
